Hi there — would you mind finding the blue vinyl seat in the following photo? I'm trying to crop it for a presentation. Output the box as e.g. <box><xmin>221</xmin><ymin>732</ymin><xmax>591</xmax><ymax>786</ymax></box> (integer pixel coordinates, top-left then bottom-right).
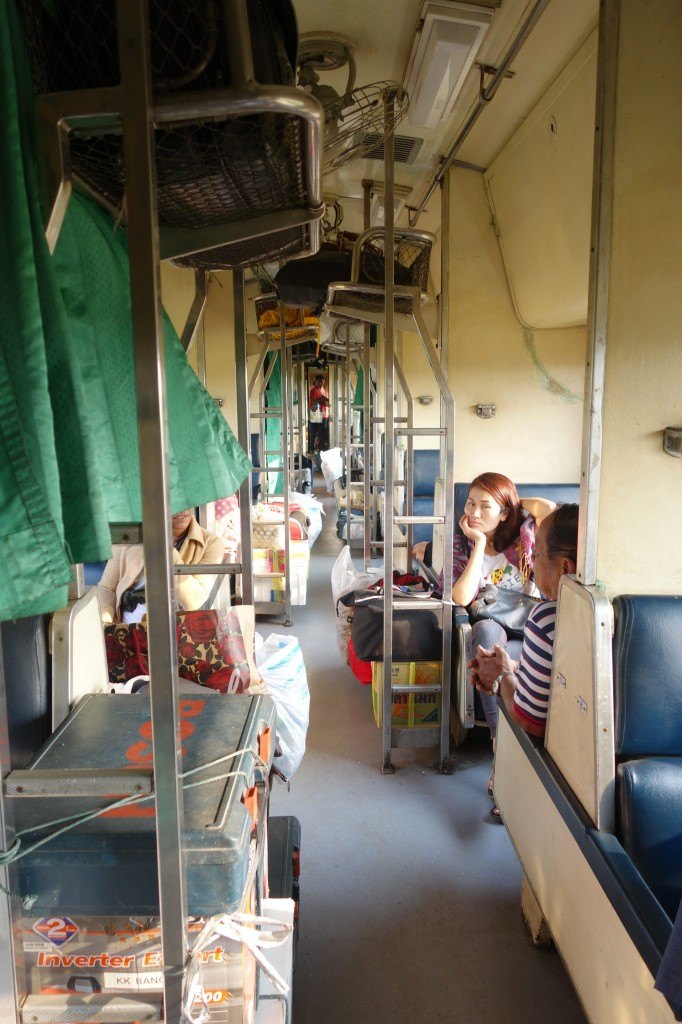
<box><xmin>613</xmin><ymin>595</ymin><xmax>682</xmax><ymax>923</ymax></box>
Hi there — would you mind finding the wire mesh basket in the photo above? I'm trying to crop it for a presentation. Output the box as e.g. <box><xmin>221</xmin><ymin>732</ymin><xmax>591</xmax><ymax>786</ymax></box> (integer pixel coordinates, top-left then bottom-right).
<box><xmin>359</xmin><ymin>234</ymin><xmax>432</xmax><ymax>292</ymax></box>
<box><xmin>19</xmin><ymin>0</ymin><xmax>318</xmax><ymax>269</ymax></box>
<box><xmin>253</xmin><ymin>293</ymin><xmax>319</xmax><ymax>340</ymax></box>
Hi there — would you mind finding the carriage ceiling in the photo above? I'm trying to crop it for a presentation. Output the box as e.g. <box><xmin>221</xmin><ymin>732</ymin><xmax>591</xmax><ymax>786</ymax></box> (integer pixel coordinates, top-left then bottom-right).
<box><xmin>292</xmin><ymin>0</ymin><xmax>598</xmax><ymax>232</ymax></box>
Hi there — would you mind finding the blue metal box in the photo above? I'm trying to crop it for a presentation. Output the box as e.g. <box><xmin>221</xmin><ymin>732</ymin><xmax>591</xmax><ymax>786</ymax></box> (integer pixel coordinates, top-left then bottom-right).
<box><xmin>15</xmin><ymin>693</ymin><xmax>276</xmax><ymax>917</ymax></box>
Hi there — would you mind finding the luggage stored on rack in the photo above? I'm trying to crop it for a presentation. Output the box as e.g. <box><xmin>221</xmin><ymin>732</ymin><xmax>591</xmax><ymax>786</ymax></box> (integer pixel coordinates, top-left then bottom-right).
<box><xmin>15</xmin><ymin>693</ymin><xmax>276</xmax><ymax>916</ymax></box>
<box><xmin>20</xmin><ymin>0</ymin><xmax>320</xmax><ymax>268</ymax></box>
<box><xmin>350</xmin><ymin>592</ymin><xmax>442</xmax><ymax>662</ymax></box>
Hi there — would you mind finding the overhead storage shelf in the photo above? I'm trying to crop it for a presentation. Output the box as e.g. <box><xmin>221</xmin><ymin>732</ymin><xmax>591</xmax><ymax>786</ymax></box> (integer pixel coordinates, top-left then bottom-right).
<box><xmin>20</xmin><ymin>0</ymin><xmax>324</xmax><ymax>267</ymax></box>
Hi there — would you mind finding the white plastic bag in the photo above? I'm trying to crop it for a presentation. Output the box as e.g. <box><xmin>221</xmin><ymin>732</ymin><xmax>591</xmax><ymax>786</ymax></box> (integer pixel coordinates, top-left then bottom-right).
<box><xmin>255</xmin><ymin>633</ymin><xmax>310</xmax><ymax>780</ymax></box>
<box><xmin>320</xmin><ymin>447</ymin><xmax>343</xmax><ymax>492</ymax></box>
<box><xmin>330</xmin><ymin>548</ymin><xmax>382</xmax><ymax>661</ymax></box>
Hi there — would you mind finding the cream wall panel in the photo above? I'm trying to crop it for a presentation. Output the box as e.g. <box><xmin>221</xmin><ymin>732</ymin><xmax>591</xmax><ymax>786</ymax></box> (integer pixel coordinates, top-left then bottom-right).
<box><xmin>484</xmin><ymin>33</ymin><xmax>597</xmax><ymax>329</ymax></box>
<box><xmin>448</xmin><ymin>168</ymin><xmax>585</xmax><ymax>485</ymax></box>
<box><xmin>596</xmin><ymin>0</ymin><xmax>682</xmax><ymax>595</ymax></box>
<box><xmin>160</xmin><ymin>263</ymin><xmax>199</xmax><ymax>373</ymax></box>
<box><xmin>495</xmin><ymin>716</ymin><xmax>676</xmax><ymax>1024</ymax></box>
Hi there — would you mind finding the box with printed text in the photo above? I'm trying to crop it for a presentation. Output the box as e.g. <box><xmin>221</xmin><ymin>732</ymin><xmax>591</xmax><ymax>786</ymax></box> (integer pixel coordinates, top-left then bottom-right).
<box><xmin>371</xmin><ymin>661</ymin><xmax>441</xmax><ymax>728</ymax></box>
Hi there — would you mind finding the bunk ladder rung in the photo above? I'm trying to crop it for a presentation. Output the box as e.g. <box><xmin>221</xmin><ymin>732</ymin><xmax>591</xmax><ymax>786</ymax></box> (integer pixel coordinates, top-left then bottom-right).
<box><xmin>393</xmin><ymin>515</ymin><xmax>445</xmax><ymax>525</ymax></box>
<box><xmin>21</xmin><ymin>993</ymin><xmax>164</xmax><ymax>1023</ymax></box>
<box><xmin>392</xmin><ymin>684</ymin><xmax>442</xmax><ymax>695</ymax></box>
<box><xmin>371</xmin><ymin>416</ymin><xmax>408</xmax><ymax>424</ymax></box>
<box><xmin>6</xmin><ymin>769</ymin><xmax>153</xmax><ymax>798</ymax></box>
<box><xmin>252</xmin><ymin>466</ymin><xmax>284</xmax><ymax>472</ymax></box>
<box><xmin>395</xmin><ymin>427</ymin><xmax>446</xmax><ymax>436</ymax></box>
<box><xmin>388</xmin><ymin>598</ymin><xmax>444</xmax><ymax>611</ymax></box>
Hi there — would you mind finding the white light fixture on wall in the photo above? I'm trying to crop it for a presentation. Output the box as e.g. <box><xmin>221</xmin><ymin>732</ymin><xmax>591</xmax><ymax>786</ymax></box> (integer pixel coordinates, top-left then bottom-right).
<box><xmin>404</xmin><ymin>2</ymin><xmax>495</xmax><ymax>131</ymax></box>
<box><xmin>370</xmin><ymin>183</ymin><xmax>413</xmax><ymax>225</ymax></box>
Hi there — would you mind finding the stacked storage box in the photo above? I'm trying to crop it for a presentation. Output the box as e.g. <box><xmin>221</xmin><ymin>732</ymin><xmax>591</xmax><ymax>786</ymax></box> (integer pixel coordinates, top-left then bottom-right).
<box><xmin>253</xmin><ymin>541</ymin><xmax>310</xmax><ymax>605</ymax></box>
<box><xmin>371</xmin><ymin>661</ymin><xmax>441</xmax><ymax>728</ymax></box>
<box><xmin>16</xmin><ymin>694</ymin><xmax>276</xmax><ymax>1023</ymax></box>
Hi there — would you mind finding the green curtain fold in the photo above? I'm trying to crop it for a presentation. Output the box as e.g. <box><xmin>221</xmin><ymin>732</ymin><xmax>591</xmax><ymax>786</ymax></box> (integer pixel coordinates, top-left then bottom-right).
<box><xmin>0</xmin><ymin>2</ymin><xmax>251</xmax><ymax>621</ymax></box>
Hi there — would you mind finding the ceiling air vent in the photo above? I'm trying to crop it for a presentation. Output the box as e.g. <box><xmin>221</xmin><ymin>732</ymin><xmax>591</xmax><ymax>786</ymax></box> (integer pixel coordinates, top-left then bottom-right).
<box><xmin>359</xmin><ymin>132</ymin><xmax>423</xmax><ymax>164</ymax></box>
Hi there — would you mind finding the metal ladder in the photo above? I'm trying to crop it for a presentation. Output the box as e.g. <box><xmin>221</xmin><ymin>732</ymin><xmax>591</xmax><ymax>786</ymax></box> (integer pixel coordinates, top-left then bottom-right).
<box><xmin>324</xmin><ymin>99</ymin><xmax>455</xmax><ymax>774</ymax></box>
<box><xmin>9</xmin><ymin>0</ymin><xmax>323</xmax><ymax>1018</ymax></box>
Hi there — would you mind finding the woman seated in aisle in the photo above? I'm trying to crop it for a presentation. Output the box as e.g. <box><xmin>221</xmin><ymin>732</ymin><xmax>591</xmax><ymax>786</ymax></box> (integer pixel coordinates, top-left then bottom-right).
<box><xmin>468</xmin><ymin>502</ymin><xmax>579</xmax><ymax>738</ymax></box>
<box><xmin>97</xmin><ymin>508</ymin><xmax>224</xmax><ymax>624</ymax></box>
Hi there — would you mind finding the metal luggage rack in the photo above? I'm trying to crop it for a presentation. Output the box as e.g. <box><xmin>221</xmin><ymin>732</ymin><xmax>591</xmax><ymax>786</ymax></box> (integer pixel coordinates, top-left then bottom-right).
<box><xmin>21</xmin><ymin>0</ymin><xmax>325</xmax><ymax>266</ymax></box>
<box><xmin>326</xmin><ymin>228</ymin><xmax>436</xmax><ymax>326</ymax></box>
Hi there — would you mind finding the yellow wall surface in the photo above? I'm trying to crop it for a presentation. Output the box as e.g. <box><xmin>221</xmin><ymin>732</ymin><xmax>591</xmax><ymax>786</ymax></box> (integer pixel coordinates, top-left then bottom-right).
<box><xmin>447</xmin><ymin>167</ymin><xmax>586</xmax><ymax>485</ymax></box>
<box><xmin>484</xmin><ymin>32</ymin><xmax>596</xmax><ymax>329</ymax></box>
<box><xmin>161</xmin><ymin>265</ymin><xmax>244</xmax><ymax>437</ymax></box>
<box><xmin>595</xmin><ymin>0</ymin><xmax>682</xmax><ymax>595</ymax></box>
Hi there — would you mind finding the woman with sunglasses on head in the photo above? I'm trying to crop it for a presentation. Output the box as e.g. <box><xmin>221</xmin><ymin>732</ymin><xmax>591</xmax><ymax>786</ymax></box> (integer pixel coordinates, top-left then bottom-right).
<box><xmin>445</xmin><ymin>473</ymin><xmax>555</xmax><ymax>809</ymax></box>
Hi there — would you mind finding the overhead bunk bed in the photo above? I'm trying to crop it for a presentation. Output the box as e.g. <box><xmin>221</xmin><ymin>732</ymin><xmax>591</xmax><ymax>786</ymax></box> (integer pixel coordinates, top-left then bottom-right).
<box><xmin>2</xmin><ymin>2</ymin><xmax>323</xmax><ymax>1021</ymax></box>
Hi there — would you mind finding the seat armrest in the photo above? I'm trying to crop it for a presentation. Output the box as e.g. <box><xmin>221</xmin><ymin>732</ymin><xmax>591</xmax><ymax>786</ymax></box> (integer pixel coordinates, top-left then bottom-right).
<box><xmin>454</xmin><ymin>604</ymin><xmax>469</xmax><ymax>626</ymax></box>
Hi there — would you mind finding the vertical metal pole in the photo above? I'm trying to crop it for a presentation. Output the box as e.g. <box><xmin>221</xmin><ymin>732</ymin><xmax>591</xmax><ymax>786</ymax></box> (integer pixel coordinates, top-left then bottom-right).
<box><xmin>439</xmin><ymin>171</ymin><xmax>455</xmax><ymax>771</ymax></box>
<box><xmin>578</xmin><ymin>0</ymin><xmax>620</xmax><ymax>585</ymax></box>
<box><xmin>413</xmin><ymin>303</ymin><xmax>455</xmax><ymax>771</ymax></box>
<box><xmin>234</xmin><ymin>269</ymin><xmax>253</xmax><ymax>605</ymax></box>
<box><xmin>394</xmin><ymin>355</ymin><xmax>414</xmax><ymax>562</ymax></box>
<box><xmin>363</xmin><ymin>332</ymin><xmax>372</xmax><ymax>567</ymax></box>
<box><xmin>292</xmin><ymin>354</ymin><xmax>301</xmax><ymax>485</ymax></box>
<box><xmin>362</xmin><ymin>179</ymin><xmax>373</xmax><ymax>566</ymax></box>
<box><xmin>117</xmin><ymin>2</ymin><xmax>186</xmax><ymax>1017</ymax></box>
<box><xmin>280</xmin><ymin>305</ymin><xmax>292</xmax><ymax>625</ymax></box>
<box><xmin>345</xmin><ymin>323</ymin><xmax>353</xmax><ymax>545</ymax></box>
<box><xmin>382</xmin><ymin>92</ymin><xmax>395</xmax><ymax>773</ymax></box>
<box><xmin>0</xmin><ymin>637</ymin><xmax>23</xmax><ymax>1021</ymax></box>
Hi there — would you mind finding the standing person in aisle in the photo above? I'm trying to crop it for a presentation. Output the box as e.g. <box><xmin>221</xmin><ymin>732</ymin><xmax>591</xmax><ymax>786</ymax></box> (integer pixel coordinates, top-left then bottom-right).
<box><xmin>308</xmin><ymin>373</ymin><xmax>329</xmax><ymax>454</ymax></box>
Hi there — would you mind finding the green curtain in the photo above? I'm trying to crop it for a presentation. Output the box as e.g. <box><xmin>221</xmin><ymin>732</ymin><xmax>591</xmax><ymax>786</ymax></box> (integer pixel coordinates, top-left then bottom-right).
<box><xmin>354</xmin><ymin>366</ymin><xmax>364</xmax><ymax>437</ymax></box>
<box><xmin>264</xmin><ymin>353</ymin><xmax>283</xmax><ymax>496</ymax></box>
<box><xmin>0</xmin><ymin>2</ymin><xmax>251</xmax><ymax>621</ymax></box>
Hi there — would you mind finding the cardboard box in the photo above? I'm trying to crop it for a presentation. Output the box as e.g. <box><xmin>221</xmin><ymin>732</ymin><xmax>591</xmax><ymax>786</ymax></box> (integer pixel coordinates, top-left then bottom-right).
<box><xmin>252</xmin><ymin>543</ymin><xmax>310</xmax><ymax>606</ymax></box>
<box><xmin>371</xmin><ymin>661</ymin><xmax>441</xmax><ymax>728</ymax></box>
<box><xmin>20</xmin><ymin>913</ymin><xmax>257</xmax><ymax>1023</ymax></box>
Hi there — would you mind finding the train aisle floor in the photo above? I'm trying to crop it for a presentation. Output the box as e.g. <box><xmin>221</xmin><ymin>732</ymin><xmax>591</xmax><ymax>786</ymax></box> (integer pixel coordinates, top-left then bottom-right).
<box><xmin>267</xmin><ymin>478</ymin><xmax>587</xmax><ymax>1024</ymax></box>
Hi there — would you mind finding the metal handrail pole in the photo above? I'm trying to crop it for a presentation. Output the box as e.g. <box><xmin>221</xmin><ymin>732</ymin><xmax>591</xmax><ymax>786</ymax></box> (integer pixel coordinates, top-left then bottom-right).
<box><xmin>382</xmin><ymin>90</ymin><xmax>396</xmax><ymax>773</ymax></box>
<box><xmin>117</xmin><ymin>3</ymin><xmax>187</xmax><ymax>1018</ymax></box>
<box><xmin>578</xmin><ymin>0</ymin><xmax>620</xmax><ymax>585</ymax></box>
<box><xmin>248</xmin><ymin>341</ymin><xmax>269</xmax><ymax>398</ymax></box>
<box><xmin>280</xmin><ymin>303</ymin><xmax>292</xmax><ymax>625</ymax></box>
<box><xmin>394</xmin><ymin>353</ymin><xmax>414</xmax><ymax>565</ymax></box>
<box><xmin>179</xmin><ymin>269</ymin><xmax>208</xmax><ymax>354</ymax></box>
<box><xmin>0</xmin><ymin>637</ymin><xmax>23</xmax><ymax>1021</ymax></box>
<box><xmin>234</xmin><ymin>269</ymin><xmax>254</xmax><ymax>605</ymax></box>
<box><xmin>345</xmin><ymin>322</ymin><xmax>353</xmax><ymax>545</ymax></box>
<box><xmin>412</xmin><ymin>306</ymin><xmax>455</xmax><ymax>770</ymax></box>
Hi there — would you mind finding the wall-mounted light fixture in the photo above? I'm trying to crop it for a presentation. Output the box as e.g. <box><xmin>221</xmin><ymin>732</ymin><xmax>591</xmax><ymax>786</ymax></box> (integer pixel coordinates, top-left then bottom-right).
<box><xmin>663</xmin><ymin>426</ymin><xmax>682</xmax><ymax>457</ymax></box>
<box><xmin>370</xmin><ymin>182</ymin><xmax>413</xmax><ymax>225</ymax></box>
<box><xmin>403</xmin><ymin>2</ymin><xmax>494</xmax><ymax>131</ymax></box>
<box><xmin>418</xmin><ymin>395</ymin><xmax>433</xmax><ymax>405</ymax></box>
<box><xmin>476</xmin><ymin>403</ymin><xmax>496</xmax><ymax>419</ymax></box>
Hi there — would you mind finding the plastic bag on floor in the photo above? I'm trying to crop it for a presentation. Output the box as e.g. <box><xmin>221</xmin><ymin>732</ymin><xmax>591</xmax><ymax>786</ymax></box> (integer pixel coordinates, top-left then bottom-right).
<box><xmin>320</xmin><ymin>447</ymin><xmax>343</xmax><ymax>491</ymax></box>
<box><xmin>330</xmin><ymin>547</ymin><xmax>382</xmax><ymax>661</ymax></box>
<box><xmin>255</xmin><ymin>633</ymin><xmax>310</xmax><ymax>780</ymax></box>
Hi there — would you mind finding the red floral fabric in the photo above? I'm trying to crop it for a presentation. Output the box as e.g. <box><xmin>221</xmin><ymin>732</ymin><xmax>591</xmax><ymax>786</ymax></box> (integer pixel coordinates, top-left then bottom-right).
<box><xmin>104</xmin><ymin>610</ymin><xmax>250</xmax><ymax>693</ymax></box>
